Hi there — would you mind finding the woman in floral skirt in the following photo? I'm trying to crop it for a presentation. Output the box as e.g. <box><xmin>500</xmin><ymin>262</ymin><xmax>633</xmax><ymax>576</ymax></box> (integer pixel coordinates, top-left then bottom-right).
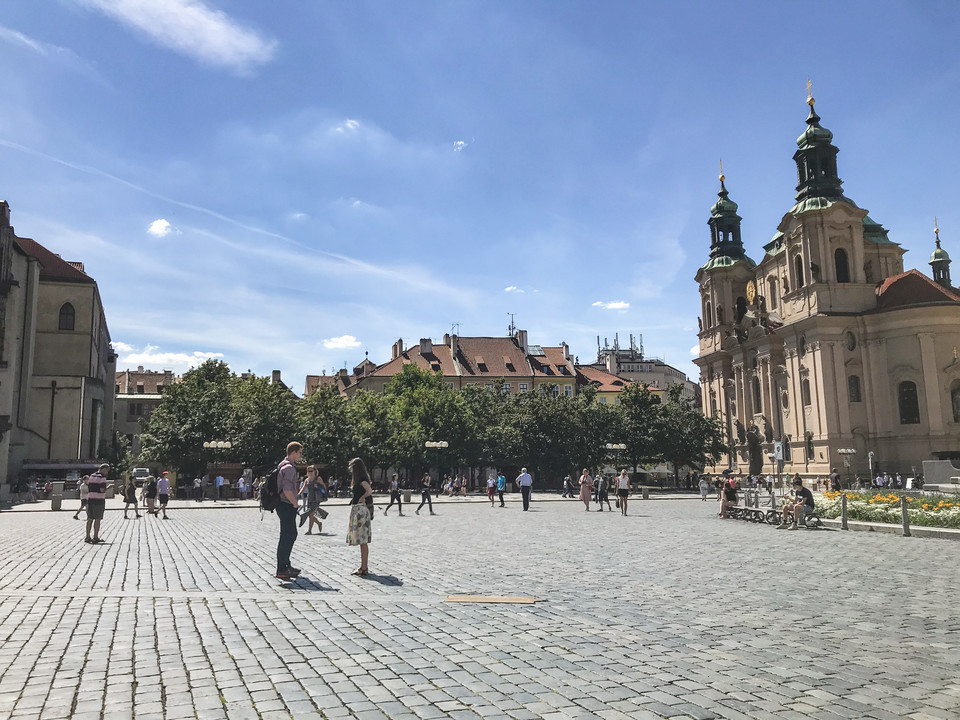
<box><xmin>346</xmin><ymin>457</ymin><xmax>373</xmax><ymax>576</ymax></box>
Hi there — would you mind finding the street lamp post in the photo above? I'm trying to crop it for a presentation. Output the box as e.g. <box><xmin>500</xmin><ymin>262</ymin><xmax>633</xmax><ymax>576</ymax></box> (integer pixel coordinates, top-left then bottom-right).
<box><xmin>203</xmin><ymin>440</ymin><xmax>232</xmax><ymax>500</ymax></box>
<box><xmin>838</xmin><ymin>448</ymin><xmax>856</xmax><ymax>489</ymax></box>
<box><xmin>424</xmin><ymin>441</ymin><xmax>448</xmax><ymax>484</ymax></box>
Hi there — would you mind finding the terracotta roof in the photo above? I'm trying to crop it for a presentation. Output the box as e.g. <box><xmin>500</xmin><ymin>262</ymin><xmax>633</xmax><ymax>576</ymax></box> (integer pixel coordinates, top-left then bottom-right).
<box><xmin>454</xmin><ymin>337</ymin><xmax>530</xmax><ymax>377</ymax></box>
<box><xmin>369</xmin><ymin>342</ymin><xmax>460</xmax><ymax>377</ymax></box>
<box><xmin>576</xmin><ymin>365</ymin><xmax>630</xmax><ymax>392</ymax></box>
<box><xmin>876</xmin><ymin>269</ymin><xmax>960</xmax><ymax>310</ymax></box>
<box><xmin>13</xmin><ymin>236</ymin><xmax>95</xmax><ymax>284</ymax></box>
<box><xmin>531</xmin><ymin>346</ymin><xmax>574</xmax><ymax>378</ymax></box>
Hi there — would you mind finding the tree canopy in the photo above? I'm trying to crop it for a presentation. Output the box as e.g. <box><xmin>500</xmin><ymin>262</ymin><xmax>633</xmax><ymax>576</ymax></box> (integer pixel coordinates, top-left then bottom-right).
<box><xmin>138</xmin><ymin>361</ymin><xmax>726</xmax><ymax>486</ymax></box>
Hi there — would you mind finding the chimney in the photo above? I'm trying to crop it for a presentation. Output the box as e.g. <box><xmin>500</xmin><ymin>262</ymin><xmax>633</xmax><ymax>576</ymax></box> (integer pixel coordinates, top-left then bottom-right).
<box><xmin>338</xmin><ymin>368</ymin><xmax>348</xmax><ymax>378</ymax></box>
<box><xmin>450</xmin><ymin>334</ymin><xmax>459</xmax><ymax>356</ymax></box>
<box><xmin>138</xmin><ymin>365</ymin><xmax>144</xmax><ymax>372</ymax></box>
<box><xmin>0</xmin><ymin>201</ymin><xmax>9</xmax><ymax>227</ymax></box>
<box><xmin>271</xmin><ymin>370</ymin><xmax>282</xmax><ymax>384</ymax></box>
<box><xmin>419</xmin><ymin>338</ymin><xmax>432</xmax><ymax>355</ymax></box>
<box><xmin>392</xmin><ymin>338</ymin><xmax>404</xmax><ymax>360</ymax></box>
<box><xmin>561</xmin><ymin>341</ymin><xmax>571</xmax><ymax>362</ymax></box>
<box><xmin>515</xmin><ymin>329</ymin><xmax>528</xmax><ymax>353</ymax></box>
<box><xmin>443</xmin><ymin>333</ymin><xmax>450</xmax><ymax>345</ymax></box>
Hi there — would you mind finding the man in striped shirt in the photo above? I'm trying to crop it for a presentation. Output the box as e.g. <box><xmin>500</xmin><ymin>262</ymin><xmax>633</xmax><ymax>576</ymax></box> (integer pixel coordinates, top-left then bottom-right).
<box><xmin>85</xmin><ymin>462</ymin><xmax>109</xmax><ymax>544</ymax></box>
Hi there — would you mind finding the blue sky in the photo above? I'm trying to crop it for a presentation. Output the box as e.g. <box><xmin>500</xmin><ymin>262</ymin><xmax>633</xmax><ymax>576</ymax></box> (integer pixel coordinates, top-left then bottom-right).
<box><xmin>1</xmin><ymin>1</ymin><xmax>958</xmax><ymax>394</ymax></box>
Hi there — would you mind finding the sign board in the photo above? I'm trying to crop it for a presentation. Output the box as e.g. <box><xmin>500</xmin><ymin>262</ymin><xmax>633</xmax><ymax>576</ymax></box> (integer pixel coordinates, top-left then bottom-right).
<box><xmin>773</xmin><ymin>441</ymin><xmax>783</xmax><ymax>461</ymax></box>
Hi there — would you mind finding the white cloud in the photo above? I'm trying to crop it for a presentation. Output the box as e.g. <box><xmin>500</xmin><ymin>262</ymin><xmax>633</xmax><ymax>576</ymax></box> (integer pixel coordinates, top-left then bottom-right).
<box><xmin>332</xmin><ymin>119</ymin><xmax>360</xmax><ymax>135</ymax></box>
<box><xmin>592</xmin><ymin>300</ymin><xmax>630</xmax><ymax>310</ymax></box>
<box><xmin>505</xmin><ymin>286</ymin><xmax>524</xmax><ymax>293</ymax></box>
<box><xmin>323</xmin><ymin>335</ymin><xmax>362</xmax><ymax>350</ymax></box>
<box><xmin>115</xmin><ymin>343</ymin><xmax>224</xmax><ymax>373</ymax></box>
<box><xmin>453</xmin><ymin>140</ymin><xmax>468</xmax><ymax>152</ymax></box>
<box><xmin>288</xmin><ymin>212</ymin><xmax>307</xmax><ymax>221</ymax></box>
<box><xmin>147</xmin><ymin>218</ymin><xmax>173</xmax><ymax>237</ymax></box>
<box><xmin>74</xmin><ymin>0</ymin><xmax>276</xmax><ymax>74</ymax></box>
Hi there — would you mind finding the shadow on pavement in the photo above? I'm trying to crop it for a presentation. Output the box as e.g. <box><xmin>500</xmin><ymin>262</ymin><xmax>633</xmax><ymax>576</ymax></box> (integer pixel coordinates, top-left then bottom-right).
<box><xmin>361</xmin><ymin>574</ymin><xmax>403</xmax><ymax>586</ymax></box>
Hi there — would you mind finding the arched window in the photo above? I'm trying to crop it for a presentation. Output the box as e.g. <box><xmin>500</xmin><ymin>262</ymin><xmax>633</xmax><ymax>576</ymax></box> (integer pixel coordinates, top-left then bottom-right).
<box><xmin>767</xmin><ymin>277</ymin><xmax>779</xmax><ymax>309</ymax></box>
<box><xmin>794</xmin><ymin>255</ymin><xmax>805</xmax><ymax>289</ymax></box>
<box><xmin>898</xmin><ymin>381</ymin><xmax>920</xmax><ymax>425</ymax></box>
<box><xmin>835</xmin><ymin>248</ymin><xmax>850</xmax><ymax>283</ymax></box>
<box><xmin>752</xmin><ymin>376</ymin><xmax>762</xmax><ymax>412</ymax></box>
<box><xmin>847</xmin><ymin>375</ymin><xmax>862</xmax><ymax>403</ymax></box>
<box><xmin>801</xmin><ymin>378</ymin><xmax>811</xmax><ymax>406</ymax></box>
<box><xmin>58</xmin><ymin>302</ymin><xmax>75</xmax><ymax>331</ymax></box>
<box><xmin>705</xmin><ymin>302</ymin><xmax>713</xmax><ymax>327</ymax></box>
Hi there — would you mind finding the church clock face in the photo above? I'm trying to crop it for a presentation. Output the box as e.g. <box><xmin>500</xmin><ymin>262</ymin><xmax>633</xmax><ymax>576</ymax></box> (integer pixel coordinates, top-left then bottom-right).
<box><xmin>745</xmin><ymin>280</ymin><xmax>756</xmax><ymax>305</ymax></box>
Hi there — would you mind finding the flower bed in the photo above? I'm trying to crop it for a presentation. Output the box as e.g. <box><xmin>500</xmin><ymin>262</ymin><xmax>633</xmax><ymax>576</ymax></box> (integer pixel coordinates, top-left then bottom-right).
<box><xmin>818</xmin><ymin>491</ymin><xmax>960</xmax><ymax>529</ymax></box>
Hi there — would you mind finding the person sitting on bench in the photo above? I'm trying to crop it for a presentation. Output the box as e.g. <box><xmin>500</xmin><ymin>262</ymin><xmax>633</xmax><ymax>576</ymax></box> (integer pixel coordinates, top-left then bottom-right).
<box><xmin>718</xmin><ymin>478</ymin><xmax>737</xmax><ymax>518</ymax></box>
<box><xmin>778</xmin><ymin>478</ymin><xmax>815</xmax><ymax>530</ymax></box>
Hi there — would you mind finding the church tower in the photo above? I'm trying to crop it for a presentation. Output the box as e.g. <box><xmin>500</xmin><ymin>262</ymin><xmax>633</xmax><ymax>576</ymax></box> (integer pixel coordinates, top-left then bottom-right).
<box><xmin>929</xmin><ymin>220</ymin><xmax>952</xmax><ymax>288</ymax></box>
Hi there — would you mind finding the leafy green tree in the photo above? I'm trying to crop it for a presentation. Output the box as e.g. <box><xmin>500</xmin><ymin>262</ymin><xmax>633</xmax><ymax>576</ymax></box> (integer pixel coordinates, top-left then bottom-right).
<box><xmin>297</xmin><ymin>384</ymin><xmax>353</xmax><ymax>477</ymax></box>
<box><xmin>225</xmin><ymin>374</ymin><xmax>297</xmax><ymax>469</ymax></box>
<box><xmin>100</xmin><ymin>431</ymin><xmax>134</xmax><ymax>476</ymax></box>
<box><xmin>347</xmin><ymin>390</ymin><xmax>396</xmax><ymax>485</ymax></box>
<box><xmin>568</xmin><ymin>385</ymin><xmax>621</xmax><ymax>475</ymax></box>
<box><xmin>657</xmin><ymin>384</ymin><xmax>727</xmax><ymax>487</ymax></box>
<box><xmin>618</xmin><ymin>383</ymin><xmax>663</xmax><ymax>473</ymax></box>
<box><xmin>460</xmin><ymin>383</ymin><xmax>521</xmax><ymax>472</ymax></box>
<box><xmin>139</xmin><ymin>359</ymin><xmax>232</xmax><ymax>476</ymax></box>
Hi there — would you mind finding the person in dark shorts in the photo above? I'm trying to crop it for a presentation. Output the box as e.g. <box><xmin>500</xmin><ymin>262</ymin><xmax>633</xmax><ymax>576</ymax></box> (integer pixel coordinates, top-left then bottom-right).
<box><xmin>123</xmin><ymin>475</ymin><xmax>141</xmax><ymax>519</ymax></box>
<box><xmin>157</xmin><ymin>471</ymin><xmax>171</xmax><ymax>519</ymax></box>
<box><xmin>144</xmin><ymin>476</ymin><xmax>159</xmax><ymax>515</ymax></box>
<box><xmin>718</xmin><ymin>478</ymin><xmax>738</xmax><ymax>518</ymax></box>
<box><xmin>85</xmin><ymin>463</ymin><xmax>109</xmax><ymax>543</ymax></box>
<box><xmin>778</xmin><ymin>478</ymin><xmax>815</xmax><ymax>530</ymax></box>
<box><xmin>415</xmin><ymin>473</ymin><xmax>435</xmax><ymax>515</ymax></box>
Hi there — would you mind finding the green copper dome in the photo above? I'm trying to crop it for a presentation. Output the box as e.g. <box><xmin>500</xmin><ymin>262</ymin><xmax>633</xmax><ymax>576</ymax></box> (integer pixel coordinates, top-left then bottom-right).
<box><xmin>930</xmin><ymin>241</ymin><xmax>950</xmax><ymax>263</ymax></box>
<box><xmin>797</xmin><ymin>106</ymin><xmax>834</xmax><ymax>147</ymax></box>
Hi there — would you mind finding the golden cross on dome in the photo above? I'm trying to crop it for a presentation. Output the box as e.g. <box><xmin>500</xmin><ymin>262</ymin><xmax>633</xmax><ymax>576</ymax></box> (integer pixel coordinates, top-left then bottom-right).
<box><xmin>935</xmin><ymin>216</ymin><xmax>940</xmax><ymax>241</ymax></box>
<box><xmin>806</xmin><ymin>78</ymin><xmax>814</xmax><ymax>106</ymax></box>
<box><xmin>719</xmin><ymin>158</ymin><xmax>725</xmax><ymax>183</ymax></box>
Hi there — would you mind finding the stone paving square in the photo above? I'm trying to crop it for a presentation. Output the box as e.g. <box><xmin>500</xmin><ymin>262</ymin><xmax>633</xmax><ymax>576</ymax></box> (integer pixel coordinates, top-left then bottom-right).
<box><xmin>0</xmin><ymin>495</ymin><xmax>958</xmax><ymax>719</ymax></box>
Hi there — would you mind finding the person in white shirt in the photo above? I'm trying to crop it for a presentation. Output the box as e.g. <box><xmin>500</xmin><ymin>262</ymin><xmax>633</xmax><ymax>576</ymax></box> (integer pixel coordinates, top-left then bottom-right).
<box><xmin>515</xmin><ymin>468</ymin><xmax>533</xmax><ymax>511</ymax></box>
<box><xmin>617</xmin><ymin>470</ymin><xmax>630</xmax><ymax>516</ymax></box>
<box><xmin>157</xmin><ymin>472</ymin><xmax>171</xmax><ymax>520</ymax></box>
<box><xmin>72</xmin><ymin>476</ymin><xmax>89</xmax><ymax>520</ymax></box>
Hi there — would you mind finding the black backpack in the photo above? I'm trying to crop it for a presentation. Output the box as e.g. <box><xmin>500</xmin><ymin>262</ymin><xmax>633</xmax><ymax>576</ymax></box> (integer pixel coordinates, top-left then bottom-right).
<box><xmin>260</xmin><ymin>460</ymin><xmax>284</xmax><ymax>513</ymax></box>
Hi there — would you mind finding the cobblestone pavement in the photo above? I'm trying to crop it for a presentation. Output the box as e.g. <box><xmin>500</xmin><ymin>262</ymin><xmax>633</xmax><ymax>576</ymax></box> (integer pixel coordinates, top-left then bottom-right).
<box><xmin>1</xmin><ymin>495</ymin><xmax>958</xmax><ymax>720</ymax></box>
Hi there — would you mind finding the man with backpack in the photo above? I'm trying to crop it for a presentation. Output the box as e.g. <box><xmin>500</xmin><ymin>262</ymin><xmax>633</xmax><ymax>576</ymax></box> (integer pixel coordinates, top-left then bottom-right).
<box><xmin>275</xmin><ymin>442</ymin><xmax>303</xmax><ymax>579</ymax></box>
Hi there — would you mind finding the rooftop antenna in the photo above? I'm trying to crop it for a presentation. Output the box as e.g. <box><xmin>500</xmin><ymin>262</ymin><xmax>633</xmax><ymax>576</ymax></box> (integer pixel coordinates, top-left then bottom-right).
<box><xmin>507</xmin><ymin>313</ymin><xmax>516</xmax><ymax>336</ymax></box>
<box><xmin>451</xmin><ymin>321</ymin><xmax>461</xmax><ymax>336</ymax></box>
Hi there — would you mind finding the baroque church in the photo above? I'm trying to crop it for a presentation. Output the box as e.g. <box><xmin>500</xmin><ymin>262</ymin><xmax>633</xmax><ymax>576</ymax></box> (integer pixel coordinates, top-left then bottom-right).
<box><xmin>694</xmin><ymin>94</ymin><xmax>960</xmax><ymax>479</ymax></box>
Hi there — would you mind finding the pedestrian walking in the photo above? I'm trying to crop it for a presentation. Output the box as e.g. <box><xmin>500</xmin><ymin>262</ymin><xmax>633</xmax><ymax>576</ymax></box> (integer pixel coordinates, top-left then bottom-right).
<box><xmin>237</xmin><ymin>476</ymin><xmax>246</xmax><ymax>500</ymax></box>
<box><xmin>496</xmin><ymin>472</ymin><xmax>506</xmax><ymax>507</ymax></box>
<box><xmin>596</xmin><ymin>473</ymin><xmax>613</xmax><ymax>511</ymax></box>
<box><xmin>617</xmin><ymin>469</ymin><xmax>630</xmax><ymax>516</ymax></box>
<box><xmin>486</xmin><ymin>474</ymin><xmax>497</xmax><ymax>506</ymax></box>
<box><xmin>72</xmin><ymin>475</ymin><xmax>89</xmax><ymax>520</ymax></box>
<box><xmin>516</xmin><ymin>467</ymin><xmax>533</xmax><ymax>511</ymax></box>
<box><xmin>85</xmin><ymin>463</ymin><xmax>109</xmax><ymax>544</ymax></box>
<box><xmin>123</xmin><ymin>477</ymin><xmax>141</xmax><ymax>519</ymax></box>
<box><xmin>157</xmin><ymin>472</ymin><xmax>171</xmax><ymax>519</ymax></box>
<box><xmin>275</xmin><ymin>441</ymin><xmax>303</xmax><ymax>580</ymax></box>
<box><xmin>699</xmin><ymin>476</ymin><xmax>711</xmax><ymax>501</ymax></box>
<box><xmin>144</xmin><ymin>476</ymin><xmax>159</xmax><ymax>515</ymax></box>
<box><xmin>347</xmin><ymin>457</ymin><xmax>373</xmax><ymax>576</ymax></box>
<box><xmin>215</xmin><ymin>474</ymin><xmax>224</xmax><ymax>501</ymax></box>
<box><xmin>384</xmin><ymin>473</ymin><xmax>403</xmax><ymax>516</ymax></box>
<box><xmin>561</xmin><ymin>474</ymin><xmax>574</xmax><ymax>498</ymax></box>
<box><xmin>578</xmin><ymin>468</ymin><xmax>593</xmax><ymax>511</ymax></box>
<box><xmin>193</xmin><ymin>476</ymin><xmax>201</xmax><ymax>501</ymax></box>
<box><xmin>416</xmin><ymin>473</ymin><xmax>436</xmax><ymax>515</ymax></box>
<box><xmin>299</xmin><ymin>465</ymin><xmax>328</xmax><ymax>534</ymax></box>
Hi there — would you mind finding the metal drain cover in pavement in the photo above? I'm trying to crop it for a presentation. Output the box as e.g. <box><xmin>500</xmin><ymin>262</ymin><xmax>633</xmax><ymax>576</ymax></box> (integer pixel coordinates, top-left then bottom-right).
<box><xmin>446</xmin><ymin>594</ymin><xmax>536</xmax><ymax>604</ymax></box>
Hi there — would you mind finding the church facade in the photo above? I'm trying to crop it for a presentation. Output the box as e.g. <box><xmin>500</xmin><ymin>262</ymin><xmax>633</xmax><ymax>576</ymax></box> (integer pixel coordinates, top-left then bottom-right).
<box><xmin>694</xmin><ymin>97</ymin><xmax>960</xmax><ymax>480</ymax></box>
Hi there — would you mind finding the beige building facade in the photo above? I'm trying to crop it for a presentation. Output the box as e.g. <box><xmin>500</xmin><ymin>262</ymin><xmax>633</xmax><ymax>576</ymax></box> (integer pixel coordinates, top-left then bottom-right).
<box><xmin>0</xmin><ymin>201</ymin><xmax>116</xmax><ymax>496</ymax></box>
<box><xmin>694</xmin><ymin>99</ymin><xmax>960</xmax><ymax>480</ymax></box>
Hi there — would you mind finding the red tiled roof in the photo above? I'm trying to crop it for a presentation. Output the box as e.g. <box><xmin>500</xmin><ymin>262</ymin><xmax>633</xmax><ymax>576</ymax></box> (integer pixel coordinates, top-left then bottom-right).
<box><xmin>876</xmin><ymin>269</ymin><xmax>960</xmax><ymax>310</ymax></box>
<box><xmin>531</xmin><ymin>346</ymin><xmax>574</xmax><ymax>377</ymax></box>
<box><xmin>454</xmin><ymin>337</ymin><xmax>530</xmax><ymax>376</ymax></box>
<box><xmin>13</xmin><ymin>236</ymin><xmax>95</xmax><ymax>284</ymax></box>
<box><xmin>576</xmin><ymin>365</ymin><xmax>630</xmax><ymax>392</ymax></box>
